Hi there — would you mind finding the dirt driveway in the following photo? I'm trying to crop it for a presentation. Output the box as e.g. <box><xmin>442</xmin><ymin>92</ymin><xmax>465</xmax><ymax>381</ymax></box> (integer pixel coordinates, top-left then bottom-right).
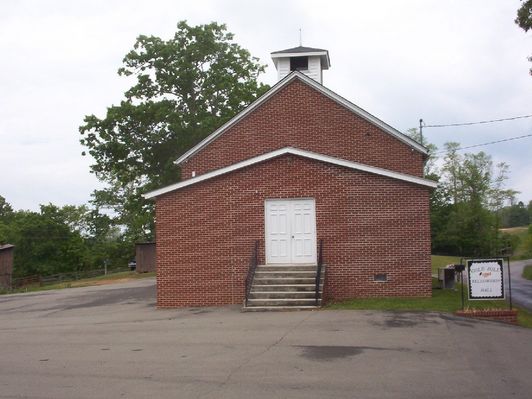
<box><xmin>1</xmin><ymin>278</ymin><xmax>531</xmax><ymax>399</ymax></box>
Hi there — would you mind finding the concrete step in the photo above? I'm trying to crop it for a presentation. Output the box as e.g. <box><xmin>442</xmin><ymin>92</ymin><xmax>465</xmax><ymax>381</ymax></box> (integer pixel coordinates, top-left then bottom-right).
<box><xmin>242</xmin><ymin>305</ymin><xmax>320</xmax><ymax>312</ymax></box>
<box><xmin>254</xmin><ymin>271</ymin><xmax>317</xmax><ymax>278</ymax></box>
<box><xmin>257</xmin><ymin>264</ymin><xmax>319</xmax><ymax>272</ymax></box>
<box><xmin>246</xmin><ymin>298</ymin><xmax>322</xmax><ymax>307</ymax></box>
<box><xmin>249</xmin><ymin>291</ymin><xmax>318</xmax><ymax>299</ymax></box>
<box><xmin>251</xmin><ymin>284</ymin><xmax>316</xmax><ymax>292</ymax></box>
<box><xmin>252</xmin><ymin>277</ymin><xmax>319</xmax><ymax>285</ymax></box>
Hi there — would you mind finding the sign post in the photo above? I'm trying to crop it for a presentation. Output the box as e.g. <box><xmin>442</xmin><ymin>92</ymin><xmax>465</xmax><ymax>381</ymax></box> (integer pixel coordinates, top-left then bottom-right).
<box><xmin>455</xmin><ymin>263</ymin><xmax>466</xmax><ymax>311</ymax></box>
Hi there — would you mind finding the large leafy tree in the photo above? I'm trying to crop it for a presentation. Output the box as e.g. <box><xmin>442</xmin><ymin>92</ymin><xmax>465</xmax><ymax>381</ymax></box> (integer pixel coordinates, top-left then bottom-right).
<box><xmin>80</xmin><ymin>21</ymin><xmax>269</xmax><ymax>240</ymax></box>
<box><xmin>516</xmin><ymin>0</ymin><xmax>532</xmax><ymax>75</ymax></box>
<box><xmin>433</xmin><ymin>144</ymin><xmax>516</xmax><ymax>256</ymax></box>
<box><xmin>405</xmin><ymin>130</ymin><xmax>518</xmax><ymax>256</ymax></box>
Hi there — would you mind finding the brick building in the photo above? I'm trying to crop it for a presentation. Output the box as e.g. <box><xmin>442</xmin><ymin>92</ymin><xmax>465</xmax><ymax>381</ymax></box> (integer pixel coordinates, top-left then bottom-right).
<box><xmin>135</xmin><ymin>242</ymin><xmax>156</xmax><ymax>273</ymax></box>
<box><xmin>0</xmin><ymin>244</ymin><xmax>15</xmax><ymax>289</ymax></box>
<box><xmin>145</xmin><ymin>46</ymin><xmax>437</xmax><ymax>309</ymax></box>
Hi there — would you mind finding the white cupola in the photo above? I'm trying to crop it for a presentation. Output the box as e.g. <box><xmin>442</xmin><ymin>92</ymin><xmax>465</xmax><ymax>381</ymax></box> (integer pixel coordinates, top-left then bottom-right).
<box><xmin>271</xmin><ymin>46</ymin><xmax>331</xmax><ymax>84</ymax></box>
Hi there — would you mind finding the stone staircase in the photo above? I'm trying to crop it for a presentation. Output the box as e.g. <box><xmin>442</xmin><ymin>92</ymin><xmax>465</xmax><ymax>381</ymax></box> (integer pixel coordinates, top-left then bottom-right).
<box><xmin>242</xmin><ymin>264</ymin><xmax>324</xmax><ymax>311</ymax></box>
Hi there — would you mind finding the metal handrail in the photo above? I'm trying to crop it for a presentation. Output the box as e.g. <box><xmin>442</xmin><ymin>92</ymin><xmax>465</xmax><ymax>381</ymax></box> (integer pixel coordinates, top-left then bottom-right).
<box><xmin>245</xmin><ymin>240</ymin><xmax>259</xmax><ymax>307</ymax></box>
<box><xmin>315</xmin><ymin>239</ymin><xmax>324</xmax><ymax>306</ymax></box>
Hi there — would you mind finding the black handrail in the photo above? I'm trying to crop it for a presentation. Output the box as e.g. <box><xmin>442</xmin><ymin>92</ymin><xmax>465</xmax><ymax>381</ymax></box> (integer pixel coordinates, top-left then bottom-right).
<box><xmin>315</xmin><ymin>239</ymin><xmax>324</xmax><ymax>306</ymax></box>
<box><xmin>245</xmin><ymin>240</ymin><xmax>259</xmax><ymax>307</ymax></box>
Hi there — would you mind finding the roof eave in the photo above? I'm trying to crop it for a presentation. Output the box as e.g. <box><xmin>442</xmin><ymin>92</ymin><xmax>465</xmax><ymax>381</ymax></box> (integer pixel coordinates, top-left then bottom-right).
<box><xmin>271</xmin><ymin>51</ymin><xmax>331</xmax><ymax>69</ymax></box>
<box><xmin>271</xmin><ymin>51</ymin><xmax>329</xmax><ymax>58</ymax></box>
<box><xmin>146</xmin><ymin>147</ymin><xmax>438</xmax><ymax>199</ymax></box>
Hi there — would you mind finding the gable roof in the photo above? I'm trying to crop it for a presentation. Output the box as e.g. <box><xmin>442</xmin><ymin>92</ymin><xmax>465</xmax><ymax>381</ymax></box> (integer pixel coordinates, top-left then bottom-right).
<box><xmin>175</xmin><ymin>72</ymin><xmax>428</xmax><ymax>166</ymax></box>
<box><xmin>145</xmin><ymin>147</ymin><xmax>437</xmax><ymax>199</ymax></box>
<box><xmin>271</xmin><ymin>46</ymin><xmax>328</xmax><ymax>54</ymax></box>
<box><xmin>271</xmin><ymin>46</ymin><xmax>331</xmax><ymax>69</ymax></box>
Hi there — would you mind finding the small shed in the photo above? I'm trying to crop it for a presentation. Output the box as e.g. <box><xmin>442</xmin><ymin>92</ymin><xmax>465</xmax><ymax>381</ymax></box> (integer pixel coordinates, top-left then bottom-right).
<box><xmin>0</xmin><ymin>244</ymin><xmax>15</xmax><ymax>289</ymax></box>
<box><xmin>135</xmin><ymin>242</ymin><xmax>156</xmax><ymax>273</ymax></box>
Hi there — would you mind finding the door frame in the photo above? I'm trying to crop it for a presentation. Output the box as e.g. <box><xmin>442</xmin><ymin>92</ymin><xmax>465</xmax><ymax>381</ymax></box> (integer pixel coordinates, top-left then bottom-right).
<box><xmin>264</xmin><ymin>198</ymin><xmax>317</xmax><ymax>265</ymax></box>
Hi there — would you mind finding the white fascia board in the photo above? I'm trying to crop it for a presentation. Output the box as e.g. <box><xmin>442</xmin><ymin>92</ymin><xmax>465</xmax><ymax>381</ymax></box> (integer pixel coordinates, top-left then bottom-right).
<box><xmin>175</xmin><ymin>72</ymin><xmax>428</xmax><ymax>166</ymax></box>
<box><xmin>144</xmin><ymin>147</ymin><xmax>438</xmax><ymax>199</ymax></box>
<box><xmin>291</xmin><ymin>148</ymin><xmax>438</xmax><ymax>188</ymax></box>
<box><xmin>271</xmin><ymin>51</ymin><xmax>329</xmax><ymax>58</ymax></box>
<box><xmin>271</xmin><ymin>51</ymin><xmax>331</xmax><ymax>69</ymax></box>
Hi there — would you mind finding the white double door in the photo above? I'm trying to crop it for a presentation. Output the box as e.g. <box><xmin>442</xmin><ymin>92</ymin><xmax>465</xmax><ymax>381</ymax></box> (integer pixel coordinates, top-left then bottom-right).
<box><xmin>265</xmin><ymin>199</ymin><xmax>317</xmax><ymax>264</ymax></box>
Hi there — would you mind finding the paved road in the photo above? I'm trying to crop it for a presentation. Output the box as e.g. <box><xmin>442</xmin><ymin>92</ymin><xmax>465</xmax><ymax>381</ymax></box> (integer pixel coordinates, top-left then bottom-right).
<box><xmin>1</xmin><ymin>279</ymin><xmax>531</xmax><ymax>399</ymax></box>
<box><xmin>509</xmin><ymin>259</ymin><xmax>532</xmax><ymax>311</ymax></box>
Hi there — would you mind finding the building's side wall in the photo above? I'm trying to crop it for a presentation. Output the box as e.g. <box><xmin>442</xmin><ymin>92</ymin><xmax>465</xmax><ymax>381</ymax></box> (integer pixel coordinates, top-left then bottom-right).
<box><xmin>181</xmin><ymin>79</ymin><xmax>425</xmax><ymax>180</ymax></box>
<box><xmin>0</xmin><ymin>248</ymin><xmax>14</xmax><ymax>289</ymax></box>
<box><xmin>135</xmin><ymin>243</ymin><xmax>156</xmax><ymax>273</ymax></box>
<box><xmin>157</xmin><ymin>155</ymin><xmax>431</xmax><ymax>308</ymax></box>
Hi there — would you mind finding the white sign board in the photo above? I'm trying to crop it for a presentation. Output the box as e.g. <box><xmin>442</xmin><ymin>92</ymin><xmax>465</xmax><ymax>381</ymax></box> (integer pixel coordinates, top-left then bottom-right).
<box><xmin>467</xmin><ymin>259</ymin><xmax>504</xmax><ymax>300</ymax></box>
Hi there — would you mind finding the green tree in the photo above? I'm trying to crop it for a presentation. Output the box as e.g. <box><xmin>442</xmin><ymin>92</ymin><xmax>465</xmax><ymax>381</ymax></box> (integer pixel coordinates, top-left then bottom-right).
<box><xmin>500</xmin><ymin>201</ymin><xmax>530</xmax><ymax>227</ymax></box>
<box><xmin>80</xmin><ymin>21</ymin><xmax>269</xmax><ymax>241</ymax></box>
<box><xmin>516</xmin><ymin>0</ymin><xmax>532</xmax><ymax>31</ymax></box>
<box><xmin>0</xmin><ymin>195</ymin><xmax>14</xmax><ymax>244</ymax></box>
<box><xmin>4</xmin><ymin>206</ymin><xmax>89</xmax><ymax>277</ymax></box>
<box><xmin>436</xmin><ymin>147</ymin><xmax>515</xmax><ymax>256</ymax></box>
<box><xmin>0</xmin><ymin>195</ymin><xmax>13</xmax><ymax>220</ymax></box>
<box><xmin>403</xmin><ymin>132</ymin><xmax>519</xmax><ymax>256</ymax></box>
<box><xmin>0</xmin><ymin>201</ymin><xmax>133</xmax><ymax>277</ymax></box>
<box><xmin>515</xmin><ymin>0</ymin><xmax>532</xmax><ymax>75</ymax></box>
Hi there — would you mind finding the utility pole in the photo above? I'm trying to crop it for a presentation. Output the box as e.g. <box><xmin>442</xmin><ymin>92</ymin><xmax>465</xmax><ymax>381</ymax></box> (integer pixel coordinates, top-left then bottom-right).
<box><xmin>419</xmin><ymin>118</ymin><xmax>424</xmax><ymax>145</ymax></box>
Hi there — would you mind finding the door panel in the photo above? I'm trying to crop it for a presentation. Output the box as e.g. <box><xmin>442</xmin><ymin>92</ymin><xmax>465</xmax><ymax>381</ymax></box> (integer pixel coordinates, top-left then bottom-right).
<box><xmin>291</xmin><ymin>200</ymin><xmax>316</xmax><ymax>263</ymax></box>
<box><xmin>266</xmin><ymin>202</ymin><xmax>291</xmax><ymax>263</ymax></box>
<box><xmin>265</xmin><ymin>199</ymin><xmax>316</xmax><ymax>264</ymax></box>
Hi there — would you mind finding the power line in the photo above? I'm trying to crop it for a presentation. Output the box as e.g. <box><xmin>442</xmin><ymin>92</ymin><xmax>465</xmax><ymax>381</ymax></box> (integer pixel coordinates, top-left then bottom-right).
<box><xmin>424</xmin><ymin>114</ymin><xmax>532</xmax><ymax>128</ymax></box>
<box><xmin>433</xmin><ymin>133</ymin><xmax>532</xmax><ymax>154</ymax></box>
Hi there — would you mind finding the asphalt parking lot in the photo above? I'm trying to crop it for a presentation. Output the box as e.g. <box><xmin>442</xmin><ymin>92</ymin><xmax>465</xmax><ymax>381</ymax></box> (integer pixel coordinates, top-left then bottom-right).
<box><xmin>1</xmin><ymin>279</ymin><xmax>531</xmax><ymax>399</ymax></box>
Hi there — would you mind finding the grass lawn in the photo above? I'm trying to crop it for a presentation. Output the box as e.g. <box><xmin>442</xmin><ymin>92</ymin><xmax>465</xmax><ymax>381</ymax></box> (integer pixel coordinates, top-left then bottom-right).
<box><xmin>523</xmin><ymin>265</ymin><xmax>532</xmax><ymax>280</ymax></box>
<box><xmin>328</xmin><ymin>279</ymin><xmax>532</xmax><ymax>328</ymax></box>
<box><xmin>1</xmin><ymin>271</ymin><xmax>155</xmax><ymax>295</ymax></box>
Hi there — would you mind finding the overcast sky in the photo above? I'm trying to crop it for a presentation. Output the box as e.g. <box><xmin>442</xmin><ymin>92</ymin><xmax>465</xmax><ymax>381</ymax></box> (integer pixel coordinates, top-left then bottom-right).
<box><xmin>1</xmin><ymin>0</ymin><xmax>531</xmax><ymax>211</ymax></box>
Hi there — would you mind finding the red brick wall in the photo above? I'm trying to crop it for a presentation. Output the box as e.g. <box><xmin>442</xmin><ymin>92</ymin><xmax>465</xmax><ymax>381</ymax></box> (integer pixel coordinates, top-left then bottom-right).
<box><xmin>181</xmin><ymin>79</ymin><xmax>426</xmax><ymax>180</ymax></box>
<box><xmin>455</xmin><ymin>309</ymin><xmax>518</xmax><ymax>325</ymax></box>
<box><xmin>156</xmin><ymin>155</ymin><xmax>431</xmax><ymax>308</ymax></box>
